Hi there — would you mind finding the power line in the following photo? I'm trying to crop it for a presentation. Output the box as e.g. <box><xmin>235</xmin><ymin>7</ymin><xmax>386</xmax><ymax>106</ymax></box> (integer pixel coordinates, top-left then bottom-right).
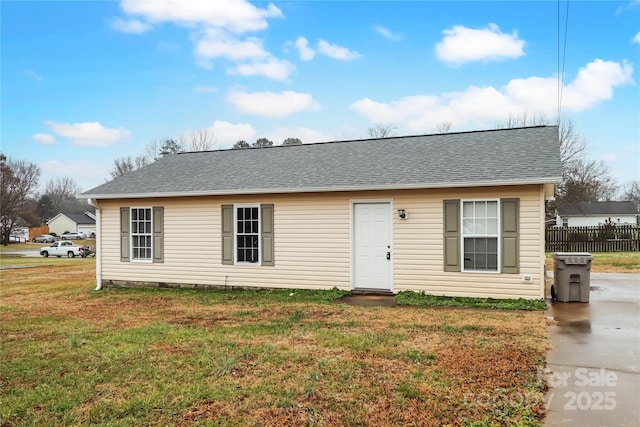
<box><xmin>558</xmin><ymin>0</ymin><xmax>570</xmax><ymax>124</ymax></box>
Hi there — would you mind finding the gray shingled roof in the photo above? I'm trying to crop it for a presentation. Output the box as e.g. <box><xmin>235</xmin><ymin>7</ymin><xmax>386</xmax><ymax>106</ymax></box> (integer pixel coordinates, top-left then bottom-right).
<box><xmin>82</xmin><ymin>126</ymin><xmax>562</xmax><ymax>199</ymax></box>
<box><xmin>556</xmin><ymin>201</ymin><xmax>639</xmax><ymax>216</ymax></box>
<box><xmin>62</xmin><ymin>213</ymin><xmax>96</xmax><ymax>225</ymax></box>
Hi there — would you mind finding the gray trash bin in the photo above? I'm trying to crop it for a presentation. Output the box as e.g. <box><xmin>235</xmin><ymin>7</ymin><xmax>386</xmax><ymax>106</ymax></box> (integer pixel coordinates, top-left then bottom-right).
<box><xmin>552</xmin><ymin>252</ymin><xmax>593</xmax><ymax>302</ymax></box>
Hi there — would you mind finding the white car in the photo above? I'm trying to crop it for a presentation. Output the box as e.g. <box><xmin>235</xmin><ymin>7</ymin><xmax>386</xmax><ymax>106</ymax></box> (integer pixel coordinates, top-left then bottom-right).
<box><xmin>60</xmin><ymin>232</ymin><xmax>86</xmax><ymax>240</ymax></box>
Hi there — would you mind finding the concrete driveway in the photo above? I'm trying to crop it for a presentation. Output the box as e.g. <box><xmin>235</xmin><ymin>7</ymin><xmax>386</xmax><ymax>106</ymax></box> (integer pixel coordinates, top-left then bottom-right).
<box><xmin>545</xmin><ymin>273</ymin><xmax>640</xmax><ymax>426</ymax></box>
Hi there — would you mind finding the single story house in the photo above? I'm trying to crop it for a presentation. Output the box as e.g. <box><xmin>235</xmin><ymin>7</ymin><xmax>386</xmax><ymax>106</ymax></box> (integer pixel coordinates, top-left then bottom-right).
<box><xmin>555</xmin><ymin>201</ymin><xmax>639</xmax><ymax>227</ymax></box>
<box><xmin>47</xmin><ymin>211</ymin><xmax>96</xmax><ymax>237</ymax></box>
<box><xmin>81</xmin><ymin>126</ymin><xmax>561</xmax><ymax>300</ymax></box>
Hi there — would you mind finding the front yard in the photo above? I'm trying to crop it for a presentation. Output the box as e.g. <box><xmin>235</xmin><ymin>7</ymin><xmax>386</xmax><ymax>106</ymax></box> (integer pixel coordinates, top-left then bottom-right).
<box><xmin>0</xmin><ymin>258</ymin><xmax>549</xmax><ymax>426</ymax></box>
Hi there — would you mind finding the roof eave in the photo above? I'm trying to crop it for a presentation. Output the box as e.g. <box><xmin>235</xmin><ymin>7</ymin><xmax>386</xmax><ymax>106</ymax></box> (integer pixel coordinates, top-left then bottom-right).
<box><xmin>79</xmin><ymin>177</ymin><xmax>562</xmax><ymax>200</ymax></box>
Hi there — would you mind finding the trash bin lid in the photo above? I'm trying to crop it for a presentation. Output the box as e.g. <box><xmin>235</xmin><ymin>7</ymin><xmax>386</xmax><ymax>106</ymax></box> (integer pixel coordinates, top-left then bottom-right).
<box><xmin>553</xmin><ymin>252</ymin><xmax>593</xmax><ymax>264</ymax></box>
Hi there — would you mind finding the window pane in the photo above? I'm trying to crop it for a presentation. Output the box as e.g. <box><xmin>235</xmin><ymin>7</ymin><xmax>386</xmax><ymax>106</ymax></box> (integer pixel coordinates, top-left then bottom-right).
<box><xmin>487</xmin><ymin>201</ymin><xmax>498</xmax><ymax>217</ymax></box>
<box><xmin>463</xmin><ymin>237</ymin><xmax>497</xmax><ymax>271</ymax></box>
<box><xmin>476</xmin><ymin>202</ymin><xmax>486</xmax><ymax>218</ymax></box>
<box><xmin>463</xmin><ymin>219</ymin><xmax>473</xmax><ymax>234</ymax></box>
<box><xmin>487</xmin><ymin>254</ymin><xmax>498</xmax><ymax>270</ymax></box>
<box><xmin>487</xmin><ymin>219</ymin><xmax>498</xmax><ymax>234</ymax></box>
<box><xmin>463</xmin><ymin>202</ymin><xmax>473</xmax><ymax>218</ymax></box>
<box><xmin>476</xmin><ymin>253</ymin><xmax>487</xmax><ymax>269</ymax></box>
<box><xmin>474</xmin><ymin>219</ymin><xmax>485</xmax><ymax>234</ymax></box>
<box><xmin>487</xmin><ymin>238</ymin><xmax>498</xmax><ymax>252</ymax></box>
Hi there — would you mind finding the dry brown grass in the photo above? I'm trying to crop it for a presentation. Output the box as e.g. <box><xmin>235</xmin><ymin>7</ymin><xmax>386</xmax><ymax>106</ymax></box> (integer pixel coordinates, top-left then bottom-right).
<box><xmin>1</xmin><ymin>262</ymin><xmax>549</xmax><ymax>426</ymax></box>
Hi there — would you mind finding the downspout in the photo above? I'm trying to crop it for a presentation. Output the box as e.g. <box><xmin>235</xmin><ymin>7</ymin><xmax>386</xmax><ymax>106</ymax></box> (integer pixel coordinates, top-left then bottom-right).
<box><xmin>87</xmin><ymin>198</ymin><xmax>102</xmax><ymax>290</ymax></box>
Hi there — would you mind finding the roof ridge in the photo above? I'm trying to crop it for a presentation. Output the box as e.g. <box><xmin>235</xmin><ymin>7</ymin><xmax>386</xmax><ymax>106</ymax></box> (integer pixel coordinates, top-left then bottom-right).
<box><xmin>177</xmin><ymin>125</ymin><xmax>557</xmax><ymax>155</ymax></box>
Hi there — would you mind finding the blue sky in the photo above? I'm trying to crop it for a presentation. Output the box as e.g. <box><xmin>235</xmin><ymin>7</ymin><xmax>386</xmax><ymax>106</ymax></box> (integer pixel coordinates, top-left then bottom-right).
<box><xmin>2</xmin><ymin>0</ymin><xmax>639</xmax><ymax>193</ymax></box>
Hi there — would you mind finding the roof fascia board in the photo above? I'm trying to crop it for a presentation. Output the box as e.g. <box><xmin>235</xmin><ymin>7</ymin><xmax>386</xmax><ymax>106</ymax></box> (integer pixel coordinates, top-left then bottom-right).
<box><xmin>80</xmin><ymin>177</ymin><xmax>562</xmax><ymax>200</ymax></box>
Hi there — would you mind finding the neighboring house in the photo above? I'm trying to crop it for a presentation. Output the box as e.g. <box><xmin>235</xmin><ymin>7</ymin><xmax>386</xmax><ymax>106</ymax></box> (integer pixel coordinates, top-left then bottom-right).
<box><xmin>81</xmin><ymin>126</ymin><xmax>561</xmax><ymax>300</ymax></box>
<box><xmin>555</xmin><ymin>201</ymin><xmax>639</xmax><ymax>227</ymax></box>
<box><xmin>47</xmin><ymin>211</ymin><xmax>96</xmax><ymax>237</ymax></box>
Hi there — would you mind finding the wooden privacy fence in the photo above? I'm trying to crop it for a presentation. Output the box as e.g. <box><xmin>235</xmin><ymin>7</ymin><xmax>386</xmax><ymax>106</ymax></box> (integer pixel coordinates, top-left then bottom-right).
<box><xmin>28</xmin><ymin>225</ymin><xmax>50</xmax><ymax>240</ymax></box>
<box><xmin>546</xmin><ymin>224</ymin><xmax>640</xmax><ymax>252</ymax></box>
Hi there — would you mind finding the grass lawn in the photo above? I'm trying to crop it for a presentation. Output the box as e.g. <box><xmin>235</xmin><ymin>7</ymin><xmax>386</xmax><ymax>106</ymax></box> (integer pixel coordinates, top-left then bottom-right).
<box><xmin>0</xmin><ymin>260</ymin><xmax>550</xmax><ymax>426</ymax></box>
<box><xmin>545</xmin><ymin>251</ymin><xmax>640</xmax><ymax>273</ymax></box>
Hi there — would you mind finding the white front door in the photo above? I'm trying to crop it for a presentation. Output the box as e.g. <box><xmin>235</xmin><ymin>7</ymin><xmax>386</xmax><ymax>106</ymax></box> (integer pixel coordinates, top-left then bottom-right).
<box><xmin>353</xmin><ymin>202</ymin><xmax>392</xmax><ymax>291</ymax></box>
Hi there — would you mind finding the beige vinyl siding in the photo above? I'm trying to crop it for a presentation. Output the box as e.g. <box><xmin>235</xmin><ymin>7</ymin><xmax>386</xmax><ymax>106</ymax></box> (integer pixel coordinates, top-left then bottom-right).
<box><xmin>48</xmin><ymin>215</ymin><xmax>78</xmax><ymax>236</ymax></box>
<box><xmin>393</xmin><ymin>186</ymin><xmax>544</xmax><ymax>299</ymax></box>
<box><xmin>99</xmin><ymin>194</ymin><xmax>352</xmax><ymax>291</ymax></box>
<box><xmin>97</xmin><ymin>184</ymin><xmax>546</xmax><ymax>299</ymax></box>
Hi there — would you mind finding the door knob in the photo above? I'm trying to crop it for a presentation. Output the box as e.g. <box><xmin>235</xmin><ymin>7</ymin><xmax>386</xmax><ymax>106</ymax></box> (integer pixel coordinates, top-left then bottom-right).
<box><xmin>386</xmin><ymin>252</ymin><xmax>391</xmax><ymax>260</ymax></box>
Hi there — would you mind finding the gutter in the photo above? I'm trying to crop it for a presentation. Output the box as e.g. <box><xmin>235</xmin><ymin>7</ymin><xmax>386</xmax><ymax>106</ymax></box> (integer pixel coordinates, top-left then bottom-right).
<box><xmin>87</xmin><ymin>198</ymin><xmax>102</xmax><ymax>290</ymax></box>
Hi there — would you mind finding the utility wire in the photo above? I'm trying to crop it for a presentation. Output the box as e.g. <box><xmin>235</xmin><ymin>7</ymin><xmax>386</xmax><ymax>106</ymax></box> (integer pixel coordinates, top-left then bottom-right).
<box><xmin>558</xmin><ymin>0</ymin><xmax>570</xmax><ymax>124</ymax></box>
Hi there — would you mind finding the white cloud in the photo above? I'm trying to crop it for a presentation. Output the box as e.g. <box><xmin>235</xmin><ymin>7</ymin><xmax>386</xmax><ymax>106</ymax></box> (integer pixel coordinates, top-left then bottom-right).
<box><xmin>118</xmin><ymin>0</ymin><xmax>282</xmax><ymax>33</ymax></box>
<box><xmin>206</xmin><ymin>120</ymin><xmax>256</xmax><ymax>148</ymax></box>
<box><xmin>45</xmin><ymin>121</ymin><xmax>130</xmax><ymax>147</ymax></box>
<box><xmin>116</xmin><ymin>0</ymin><xmax>288</xmax><ymax>79</ymax></box>
<box><xmin>633</xmin><ymin>32</ymin><xmax>640</xmax><ymax>44</ymax></box>
<box><xmin>562</xmin><ymin>59</ymin><xmax>634</xmax><ymax>110</ymax></box>
<box><xmin>33</xmin><ymin>133</ymin><xmax>57</xmax><ymax>145</ymax></box>
<box><xmin>192</xmin><ymin>28</ymin><xmax>294</xmax><ymax>79</ymax></box>
<box><xmin>435</xmin><ymin>23</ymin><xmax>525</xmax><ymax>66</ymax></box>
<box><xmin>351</xmin><ymin>59</ymin><xmax>634</xmax><ymax>132</ymax></box>
<box><xmin>227</xmin><ymin>90</ymin><xmax>320</xmax><ymax>118</ymax></box>
<box><xmin>294</xmin><ymin>37</ymin><xmax>315</xmax><ymax>61</ymax></box>
<box><xmin>350</xmin><ymin>95</ymin><xmax>440</xmax><ymax>124</ymax></box>
<box><xmin>111</xmin><ymin>18</ymin><xmax>151</xmax><ymax>34</ymax></box>
<box><xmin>317</xmin><ymin>40</ymin><xmax>361</xmax><ymax>61</ymax></box>
<box><xmin>229</xmin><ymin>58</ymin><xmax>295</xmax><ymax>81</ymax></box>
<box><xmin>194</xmin><ymin>28</ymin><xmax>269</xmax><ymax>67</ymax></box>
<box><xmin>374</xmin><ymin>25</ymin><xmax>401</xmax><ymax>41</ymax></box>
<box><xmin>266</xmin><ymin>127</ymin><xmax>334</xmax><ymax>145</ymax></box>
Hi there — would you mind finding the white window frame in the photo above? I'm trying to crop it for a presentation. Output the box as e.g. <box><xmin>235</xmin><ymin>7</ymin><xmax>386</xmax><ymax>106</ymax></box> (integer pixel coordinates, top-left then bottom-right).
<box><xmin>460</xmin><ymin>199</ymin><xmax>500</xmax><ymax>274</ymax></box>
<box><xmin>130</xmin><ymin>207</ymin><xmax>153</xmax><ymax>262</ymax></box>
<box><xmin>234</xmin><ymin>204</ymin><xmax>261</xmax><ymax>265</ymax></box>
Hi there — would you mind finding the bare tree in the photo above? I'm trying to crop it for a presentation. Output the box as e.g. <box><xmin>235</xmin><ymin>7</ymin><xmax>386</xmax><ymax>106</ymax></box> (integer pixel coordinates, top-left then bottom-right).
<box><xmin>367</xmin><ymin>123</ymin><xmax>397</xmax><ymax>138</ymax></box>
<box><xmin>144</xmin><ymin>140</ymin><xmax>162</xmax><ymax>162</ymax></box>
<box><xmin>558</xmin><ymin>159</ymin><xmax>618</xmax><ymax>203</ymax></box>
<box><xmin>179</xmin><ymin>129</ymin><xmax>217</xmax><ymax>151</ymax></box>
<box><xmin>1</xmin><ymin>154</ymin><xmax>41</xmax><ymax>244</ymax></box>
<box><xmin>619</xmin><ymin>180</ymin><xmax>640</xmax><ymax>210</ymax></box>
<box><xmin>110</xmin><ymin>155</ymin><xmax>149</xmax><ymax>179</ymax></box>
<box><xmin>45</xmin><ymin>176</ymin><xmax>83</xmax><ymax>213</ymax></box>
<box><xmin>434</xmin><ymin>121</ymin><xmax>452</xmax><ymax>133</ymax></box>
